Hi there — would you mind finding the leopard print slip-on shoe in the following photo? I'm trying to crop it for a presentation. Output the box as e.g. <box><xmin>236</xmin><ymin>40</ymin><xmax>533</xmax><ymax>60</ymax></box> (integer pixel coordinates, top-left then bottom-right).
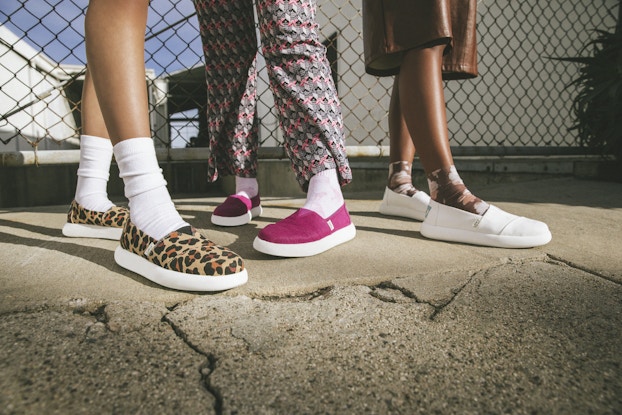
<box><xmin>62</xmin><ymin>200</ymin><xmax>129</xmax><ymax>241</ymax></box>
<box><xmin>114</xmin><ymin>220</ymin><xmax>248</xmax><ymax>292</ymax></box>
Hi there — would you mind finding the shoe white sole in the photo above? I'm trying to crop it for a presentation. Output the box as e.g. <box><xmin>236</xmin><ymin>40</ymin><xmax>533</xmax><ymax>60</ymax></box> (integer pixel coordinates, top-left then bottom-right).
<box><xmin>253</xmin><ymin>223</ymin><xmax>356</xmax><ymax>257</ymax></box>
<box><xmin>378</xmin><ymin>187</ymin><xmax>430</xmax><ymax>221</ymax></box>
<box><xmin>211</xmin><ymin>206</ymin><xmax>263</xmax><ymax>227</ymax></box>
<box><xmin>421</xmin><ymin>200</ymin><xmax>552</xmax><ymax>248</ymax></box>
<box><xmin>114</xmin><ymin>246</ymin><xmax>248</xmax><ymax>291</ymax></box>
<box><xmin>62</xmin><ymin>223</ymin><xmax>123</xmax><ymax>241</ymax></box>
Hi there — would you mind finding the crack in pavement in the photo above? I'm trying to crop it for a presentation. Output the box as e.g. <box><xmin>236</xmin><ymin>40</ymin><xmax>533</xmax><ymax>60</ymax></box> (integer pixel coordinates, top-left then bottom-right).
<box><xmin>372</xmin><ymin>272</ymin><xmax>478</xmax><ymax>321</ymax></box>
<box><xmin>546</xmin><ymin>254</ymin><xmax>622</xmax><ymax>285</ymax></box>
<box><xmin>162</xmin><ymin>313</ymin><xmax>223</xmax><ymax>415</ymax></box>
<box><xmin>257</xmin><ymin>286</ymin><xmax>333</xmax><ymax>302</ymax></box>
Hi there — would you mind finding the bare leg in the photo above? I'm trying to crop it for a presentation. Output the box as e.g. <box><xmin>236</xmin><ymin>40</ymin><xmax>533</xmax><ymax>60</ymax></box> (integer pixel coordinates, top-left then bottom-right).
<box><xmin>398</xmin><ymin>45</ymin><xmax>488</xmax><ymax>215</ymax></box>
<box><xmin>388</xmin><ymin>79</ymin><xmax>415</xmax><ymax>164</ymax></box>
<box><xmin>81</xmin><ymin>69</ymin><xmax>109</xmax><ymax>139</ymax></box>
<box><xmin>85</xmin><ymin>0</ymin><xmax>151</xmax><ymax>143</ymax></box>
<box><xmin>398</xmin><ymin>46</ymin><xmax>453</xmax><ymax>172</ymax></box>
<box><xmin>75</xmin><ymin>0</ymin><xmax>247</xmax><ymax>290</ymax></box>
<box><xmin>386</xmin><ymin>79</ymin><xmax>419</xmax><ymax>196</ymax></box>
<box><xmin>83</xmin><ymin>0</ymin><xmax>188</xmax><ymax>241</ymax></box>
<box><xmin>70</xmin><ymin>68</ymin><xmax>117</xmax><ymax>213</ymax></box>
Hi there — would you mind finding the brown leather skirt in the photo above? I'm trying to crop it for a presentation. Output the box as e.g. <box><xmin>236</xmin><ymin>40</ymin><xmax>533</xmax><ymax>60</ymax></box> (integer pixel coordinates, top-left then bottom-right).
<box><xmin>363</xmin><ymin>0</ymin><xmax>478</xmax><ymax>79</ymax></box>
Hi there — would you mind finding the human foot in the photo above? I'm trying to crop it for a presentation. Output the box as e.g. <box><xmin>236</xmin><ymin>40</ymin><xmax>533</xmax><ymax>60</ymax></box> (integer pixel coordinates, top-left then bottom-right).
<box><xmin>421</xmin><ymin>200</ymin><xmax>551</xmax><ymax>248</ymax></box>
<box><xmin>253</xmin><ymin>204</ymin><xmax>356</xmax><ymax>257</ymax></box>
<box><xmin>211</xmin><ymin>194</ymin><xmax>262</xmax><ymax>227</ymax></box>
<box><xmin>114</xmin><ymin>220</ymin><xmax>247</xmax><ymax>291</ymax></box>
<box><xmin>62</xmin><ymin>200</ymin><xmax>129</xmax><ymax>240</ymax></box>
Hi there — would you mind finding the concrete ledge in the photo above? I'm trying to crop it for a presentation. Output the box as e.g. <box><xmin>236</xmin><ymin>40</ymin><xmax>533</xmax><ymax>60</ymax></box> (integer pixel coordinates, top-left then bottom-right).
<box><xmin>0</xmin><ymin>153</ymin><xmax>615</xmax><ymax>208</ymax></box>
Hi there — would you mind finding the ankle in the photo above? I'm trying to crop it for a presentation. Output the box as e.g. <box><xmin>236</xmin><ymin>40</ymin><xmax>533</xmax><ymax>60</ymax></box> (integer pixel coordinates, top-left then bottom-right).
<box><xmin>427</xmin><ymin>166</ymin><xmax>489</xmax><ymax>215</ymax></box>
<box><xmin>75</xmin><ymin>191</ymin><xmax>114</xmax><ymax>212</ymax></box>
<box><xmin>114</xmin><ymin>138</ymin><xmax>188</xmax><ymax>240</ymax></box>
<box><xmin>75</xmin><ymin>134</ymin><xmax>114</xmax><ymax>212</ymax></box>
<box><xmin>388</xmin><ymin>161</ymin><xmax>418</xmax><ymax>196</ymax></box>
<box><xmin>235</xmin><ymin>176</ymin><xmax>259</xmax><ymax>199</ymax></box>
<box><xmin>303</xmin><ymin>169</ymin><xmax>344</xmax><ymax>218</ymax></box>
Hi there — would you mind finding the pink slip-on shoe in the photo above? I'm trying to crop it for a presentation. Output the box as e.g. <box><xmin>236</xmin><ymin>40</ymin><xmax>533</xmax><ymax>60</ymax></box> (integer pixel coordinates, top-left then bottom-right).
<box><xmin>253</xmin><ymin>204</ymin><xmax>356</xmax><ymax>257</ymax></box>
<box><xmin>211</xmin><ymin>194</ymin><xmax>262</xmax><ymax>227</ymax></box>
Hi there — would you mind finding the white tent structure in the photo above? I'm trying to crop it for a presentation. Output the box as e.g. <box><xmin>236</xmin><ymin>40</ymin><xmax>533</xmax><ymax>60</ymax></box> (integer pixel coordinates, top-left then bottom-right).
<box><xmin>0</xmin><ymin>24</ymin><xmax>82</xmax><ymax>152</ymax></box>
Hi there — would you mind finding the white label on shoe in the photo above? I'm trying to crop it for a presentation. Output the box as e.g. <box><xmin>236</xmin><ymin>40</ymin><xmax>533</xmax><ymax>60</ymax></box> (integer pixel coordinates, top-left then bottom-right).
<box><xmin>144</xmin><ymin>242</ymin><xmax>156</xmax><ymax>256</ymax></box>
<box><xmin>327</xmin><ymin>220</ymin><xmax>334</xmax><ymax>231</ymax></box>
<box><xmin>425</xmin><ymin>205</ymin><xmax>431</xmax><ymax>218</ymax></box>
<box><xmin>473</xmin><ymin>217</ymin><xmax>482</xmax><ymax>228</ymax></box>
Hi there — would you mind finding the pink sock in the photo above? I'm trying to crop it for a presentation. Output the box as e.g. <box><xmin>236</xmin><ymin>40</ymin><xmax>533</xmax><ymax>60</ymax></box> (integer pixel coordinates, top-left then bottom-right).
<box><xmin>303</xmin><ymin>169</ymin><xmax>344</xmax><ymax>218</ymax></box>
<box><xmin>235</xmin><ymin>176</ymin><xmax>259</xmax><ymax>200</ymax></box>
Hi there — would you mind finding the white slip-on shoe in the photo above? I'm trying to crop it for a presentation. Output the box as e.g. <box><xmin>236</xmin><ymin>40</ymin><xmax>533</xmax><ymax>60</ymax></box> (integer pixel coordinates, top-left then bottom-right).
<box><xmin>378</xmin><ymin>187</ymin><xmax>431</xmax><ymax>221</ymax></box>
<box><xmin>421</xmin><ymin>200</ymin><xmax>552</xmax><ymax>248</ymax></box>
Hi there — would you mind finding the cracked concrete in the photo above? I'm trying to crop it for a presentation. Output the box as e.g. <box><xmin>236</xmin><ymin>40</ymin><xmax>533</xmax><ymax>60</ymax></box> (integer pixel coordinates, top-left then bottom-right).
<box><xmin>1</xmin><ymin>177</ymin><xmax>621</xmax><ymax>414</ymax></box>
<box><xmin>0</xmin><ymin>301</ymin><xmax>216</xmax><ymax>414</ymax></box>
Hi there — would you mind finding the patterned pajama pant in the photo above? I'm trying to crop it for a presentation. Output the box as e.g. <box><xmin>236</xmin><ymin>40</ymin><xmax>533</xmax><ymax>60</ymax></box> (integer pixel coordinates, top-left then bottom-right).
<box><xmin>192</xmin><ymin>0</ymin><xmax>352</xmax><ymax>191</ymax></box>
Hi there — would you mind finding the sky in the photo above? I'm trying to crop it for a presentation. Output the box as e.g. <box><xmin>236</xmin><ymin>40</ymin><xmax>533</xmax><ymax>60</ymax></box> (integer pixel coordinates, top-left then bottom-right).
<box><xmin>0</xmin><ymin>0</ymin><xmax>204</xmax><ymax>76</ymax></box>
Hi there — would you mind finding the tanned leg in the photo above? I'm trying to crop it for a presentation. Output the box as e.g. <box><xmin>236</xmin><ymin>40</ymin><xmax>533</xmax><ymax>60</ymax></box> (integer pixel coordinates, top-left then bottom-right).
<box><xmin>398</xmin><ymin>45</ymin><xmax>488</xmax><ymax>215</ymax></box>
<box><xmin>84</xmin><ymin>0</ymin><xmax>151</xmax><ymax>144</ymax></box>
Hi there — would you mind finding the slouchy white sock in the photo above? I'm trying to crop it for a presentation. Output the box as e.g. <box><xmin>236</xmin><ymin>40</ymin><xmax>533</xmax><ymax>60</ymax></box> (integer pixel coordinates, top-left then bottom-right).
<box><xmin>235</xmin><ymin>176</ymin><xmax>259</xmax><ymax>199</ymax></box>
<box><xmin>113</xmin><ymin>137</ymin><xmax>188</xmax><ymax>240</ymax></box>
<box><xmin>74</xmin><ymin>135</ymin><xmax>114</xmax><ymax>212</ymax></box>
<box><xmin>303</xmin><ymin>168</ymin><xmax>344</xmax><ymax>218</ymax></box>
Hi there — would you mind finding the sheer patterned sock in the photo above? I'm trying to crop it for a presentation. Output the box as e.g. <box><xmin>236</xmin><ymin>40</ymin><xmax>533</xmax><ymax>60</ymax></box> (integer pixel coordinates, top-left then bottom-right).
<box><xmin>235</xmin><ymin>176</ymin><xmax>259</xmax><ymax>200</ymax></box>
<box><xmin>114</xmin><ymin>138</ymin><xmax>188</xmax><ymax>240</ymax></box>
<box><xmin>303</xmin><ymin>169</ymin><xmax>344</xmax><ymax>219</ymax></box>
<box><xmin>427</xmin><ymin>165</ymin><xmax>489</xmax><ymax>215</ymax></box>
<box><xmin>388</xmin><ymin>161</ymin><xmax>419</xmax><ymax>196</ymax></box>
<box><xmin>74</xmin><ymin>135</ymin><xmax>115</xmax><ymax>212</ymax></box>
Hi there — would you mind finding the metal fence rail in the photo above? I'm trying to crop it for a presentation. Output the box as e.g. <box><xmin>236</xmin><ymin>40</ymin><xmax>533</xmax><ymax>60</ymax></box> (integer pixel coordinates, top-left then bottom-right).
<box><xmin>0</xmin><ymin>0</ymin><xmax>618</xmax><ymax>155</ymax></box>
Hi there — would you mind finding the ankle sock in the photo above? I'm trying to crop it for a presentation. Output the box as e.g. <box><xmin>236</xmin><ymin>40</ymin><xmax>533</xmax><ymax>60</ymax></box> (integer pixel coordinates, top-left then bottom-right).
<box><xmin>113</xmin><ymin>137</ymin><xmax>188</xmax><ymax>240</ymax></box>
<box><xmin>388</xmin><ymin>161</ymin><xmax>419</xmax><ymax>197</ymax></box>
<box><xmin>74</xmin><ymin>135</ymin><xmax>115</xmax><ymax>212</ymax></box>
<box><xmin>235</xmin><ymin>176</ymin><xmax>259</xmax><ymax>200</ymax></box>
<box><xmin>427</xmin><ymin>165</ymin><xmax>489</xmax><ymax>215</ymax></box>
<box><xmin>303</xmin><ymin>168</ymin><xmax>344</xmax><ymax>219</ymax></box>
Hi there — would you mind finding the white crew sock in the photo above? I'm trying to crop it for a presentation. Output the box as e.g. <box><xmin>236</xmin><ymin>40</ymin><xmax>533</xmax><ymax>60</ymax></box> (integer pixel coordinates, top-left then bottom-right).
<box><xmin>74</xmin><ymin>135</ymin><xmax>115</xmax><ymax>212</ymax></box>
<box><xmin>113</xmin><ymin>137</ymin><xmax>188</xmax><ymax>240</ymax></box>
<box><xmin>235</xmin><ymin>176</ymin><xmax>259</xmax><ymax>200</ymax></box>
<box><xmin>302</xmin><ymin>168</ymin><xmax>344</xmax><ymax>218</ymax></box>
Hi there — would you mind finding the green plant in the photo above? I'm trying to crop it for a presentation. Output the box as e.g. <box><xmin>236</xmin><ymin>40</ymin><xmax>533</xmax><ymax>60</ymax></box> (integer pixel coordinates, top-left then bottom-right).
<box><xmin>557</xmin><ymin>4</ymin><xmax>622</xmax><ymax>162</ymax></box>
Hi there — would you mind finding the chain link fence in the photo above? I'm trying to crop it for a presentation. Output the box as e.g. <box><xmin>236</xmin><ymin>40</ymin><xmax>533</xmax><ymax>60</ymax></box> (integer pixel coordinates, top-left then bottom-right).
<box><xmin>0</xmin><ymin>0</ymin><xmax>618</xmax><ymax>155</ymax></box>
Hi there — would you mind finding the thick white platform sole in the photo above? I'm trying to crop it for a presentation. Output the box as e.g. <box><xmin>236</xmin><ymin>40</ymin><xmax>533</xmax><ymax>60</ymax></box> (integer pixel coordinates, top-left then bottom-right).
<box><xmin>114</xmin><ymin>246</ymin><xmax>248</xmax><ymax>291</ymax></box>
<box><xmin>420</xmin><ymin>223</ymin><xmax>552</xmax><ymax>248</ymax></box>
<box><xmin>253</xmin><ymin>223</ymin><xmax>356</xmax><ymax>257</ymax></box>
<box><xmin>62</xmin><ymin>222</ymin><xmax>123</xmax><ymax>241</ymax></box>
<box><xmin>211</xmin><ymin>206</ymin><xmax>263</xmax><ymax>227</ymax></box>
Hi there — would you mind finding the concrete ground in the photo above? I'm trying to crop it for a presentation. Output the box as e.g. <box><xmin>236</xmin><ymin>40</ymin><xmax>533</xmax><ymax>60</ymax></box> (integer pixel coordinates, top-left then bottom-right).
<box><xmin>0</xmin><ymin>176</ymin><xmax>621</xmax><ymax>414</ymax></box>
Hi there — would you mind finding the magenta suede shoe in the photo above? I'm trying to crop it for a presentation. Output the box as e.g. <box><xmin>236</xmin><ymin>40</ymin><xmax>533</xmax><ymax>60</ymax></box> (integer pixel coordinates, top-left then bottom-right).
<box><xmin>211</xmin><ymin>194</ymin><xmax>262</xmax><ymax>227</ymax></box>
<box><xmin>253</xmin><ymin>204</ymin><xmax>356</xmax><ymax>257</ymax></box>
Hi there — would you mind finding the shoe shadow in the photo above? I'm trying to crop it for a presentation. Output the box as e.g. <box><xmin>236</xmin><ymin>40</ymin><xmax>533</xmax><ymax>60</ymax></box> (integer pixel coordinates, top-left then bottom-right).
<box><xmin>0</xmin><ymin>219</ymin><xmax>163</xmax><ymax>290</ymax></box>
<box><xmin>175</xmin><ymin>203</ymin><xmax>431</xmax><ymax>260</ymax></box>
